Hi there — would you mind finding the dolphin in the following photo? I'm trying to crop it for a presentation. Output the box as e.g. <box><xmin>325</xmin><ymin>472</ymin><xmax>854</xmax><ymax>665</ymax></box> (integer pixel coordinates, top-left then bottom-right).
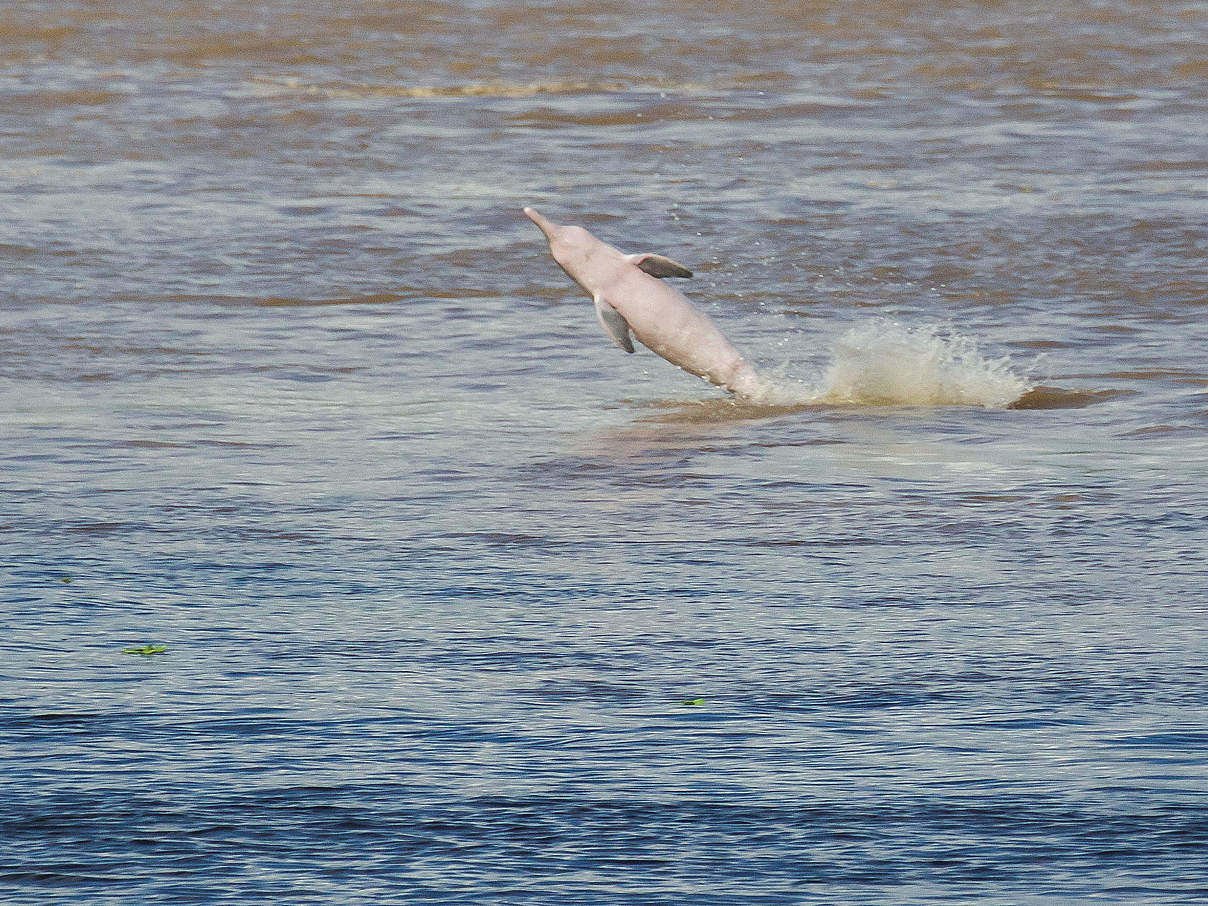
<box><xmin>524</xmin><ymin>207</ymin><xmax>764</xmax><ymax>399</ymax></box>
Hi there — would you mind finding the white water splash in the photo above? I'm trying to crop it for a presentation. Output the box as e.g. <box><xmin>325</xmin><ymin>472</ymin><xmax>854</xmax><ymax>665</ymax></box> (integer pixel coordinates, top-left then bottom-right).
<box><xmin>747</xmin><ymin>320</ymin><xmax>1031</xmax><ymax>409</ymax></box>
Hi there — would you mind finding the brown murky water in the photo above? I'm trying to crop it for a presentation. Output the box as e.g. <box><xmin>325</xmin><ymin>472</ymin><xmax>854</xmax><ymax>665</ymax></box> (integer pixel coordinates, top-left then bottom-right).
<box><xmin>3</xmin><ymin>2</ymin><xmax>1207</xmax><ymax>903</ymax></box>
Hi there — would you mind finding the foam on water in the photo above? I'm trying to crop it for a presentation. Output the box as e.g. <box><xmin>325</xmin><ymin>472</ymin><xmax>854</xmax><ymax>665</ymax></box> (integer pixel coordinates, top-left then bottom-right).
<box><xmin>748</xmin><ymin>320</ymin><xmax>1031</xmax><ymax>409</ymax></box>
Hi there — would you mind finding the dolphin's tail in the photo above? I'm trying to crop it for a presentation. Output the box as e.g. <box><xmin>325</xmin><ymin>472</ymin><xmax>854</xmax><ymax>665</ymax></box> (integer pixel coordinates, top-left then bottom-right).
<box><xmin>725</xmin><ymin>361</ymin><xmax>770</xmax><ymax>402</ymax></box>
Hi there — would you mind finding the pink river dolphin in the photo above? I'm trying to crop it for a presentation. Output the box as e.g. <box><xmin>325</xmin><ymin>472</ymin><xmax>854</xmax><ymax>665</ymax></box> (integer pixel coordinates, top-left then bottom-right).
<box><xmin>524</xmin><ymin>207</ymin><xmax>764</xmax><ymax>399</ymax></box>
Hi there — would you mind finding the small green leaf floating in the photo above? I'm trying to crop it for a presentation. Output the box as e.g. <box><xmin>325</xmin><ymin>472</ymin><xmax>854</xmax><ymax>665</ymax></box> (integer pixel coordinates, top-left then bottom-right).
<box><xmin>59</xmin><ymin>577</ymin><xmax>72</xmax><ymax>584</ymax></box>
<box><xmin>680</xmin><ymin>698</ymin><xmax>706</xmax><ymax>707</ymax></box>
<box><xmin>123</xmin><ymin>644</ymin><xmax>168</xmax><ymax>656</ymax></box>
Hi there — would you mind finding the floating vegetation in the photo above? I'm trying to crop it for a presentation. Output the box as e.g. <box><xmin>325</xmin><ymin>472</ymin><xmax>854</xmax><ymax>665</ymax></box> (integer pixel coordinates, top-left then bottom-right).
<box><xmin>680</xmin><ymin>698</ymin><xmax>706</xmax><ymax>707</ymax></box>
<box><xmin>123</xmin><ymin>644</ymin><xmax>168</xmax><ymax>656</ymax></box>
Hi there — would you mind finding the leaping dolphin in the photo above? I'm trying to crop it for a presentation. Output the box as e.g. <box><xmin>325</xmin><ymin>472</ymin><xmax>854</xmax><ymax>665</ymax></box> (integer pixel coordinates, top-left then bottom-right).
<box><xmin>524</xmin><ymin>207</ymin><xmax>763</xmax><ymax>399</ymax></box>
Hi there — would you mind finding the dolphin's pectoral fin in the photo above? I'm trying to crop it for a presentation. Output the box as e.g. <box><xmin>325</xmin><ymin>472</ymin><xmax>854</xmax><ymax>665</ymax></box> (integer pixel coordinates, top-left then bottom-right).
<box><xmin>594</xmin><ymin>295</ymin><xmax>635</xmax><ymax>353</ymax></box>
<box><xmin>627</xmin><ymin>253</ymin><xmax>693</xmax><ymax>279</ymax></box>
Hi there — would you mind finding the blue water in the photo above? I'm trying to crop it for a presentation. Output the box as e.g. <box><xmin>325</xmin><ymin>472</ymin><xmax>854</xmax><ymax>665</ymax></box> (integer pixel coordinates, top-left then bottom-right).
<box><xmin>3</xmin><ymin>0</ymin><xmax>1208</xmax><ymax>902</ymax></box>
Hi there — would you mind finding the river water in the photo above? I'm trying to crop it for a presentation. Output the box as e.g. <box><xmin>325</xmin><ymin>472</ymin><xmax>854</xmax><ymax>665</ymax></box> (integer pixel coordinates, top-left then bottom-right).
<box><xmin>2</xmin><ymin>1</ymin><xmax>1207</xmax><ymax>903</ymax></box>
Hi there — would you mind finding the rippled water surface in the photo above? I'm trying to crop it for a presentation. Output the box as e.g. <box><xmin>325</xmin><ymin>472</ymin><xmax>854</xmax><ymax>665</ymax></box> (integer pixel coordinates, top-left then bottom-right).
<box><xmin>3</xmin><ymin>1</ymin><xmax>1207</xmax><ymax>903</ymax></box>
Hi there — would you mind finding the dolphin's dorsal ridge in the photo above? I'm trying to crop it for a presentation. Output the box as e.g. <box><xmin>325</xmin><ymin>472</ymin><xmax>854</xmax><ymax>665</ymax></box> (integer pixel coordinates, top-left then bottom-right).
<box><xmin>594</xmin><ymin>295</ymin><xmax>635</xmax><ymax>353</ymax></box>
<box><xmin>628</xmin><ymin>253</ymin><xmax>693</xmax><ymax>279</ymax></box>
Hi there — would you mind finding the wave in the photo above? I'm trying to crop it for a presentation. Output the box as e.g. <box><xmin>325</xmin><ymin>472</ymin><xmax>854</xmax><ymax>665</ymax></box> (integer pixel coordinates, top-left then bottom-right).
<box><xmin>813</xmin><ymin>321</ymin><xmax>1030</xmax><ymax>408</ymax></box>
<box><xmin>739</xmin><ymin>320</ymin><xmax>1031</xmax><ymax>409</ymax></box>
<box><xmin>245</xmin><ymin>77</ymin><xmax>694</xmax><ymax>100</ymax></box>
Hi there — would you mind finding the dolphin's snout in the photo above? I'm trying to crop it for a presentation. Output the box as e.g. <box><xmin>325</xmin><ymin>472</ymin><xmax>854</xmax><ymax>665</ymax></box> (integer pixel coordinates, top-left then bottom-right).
<box><xmin>523</xmin><ymin>206</ymin><xmax>558</xmax><ymax>240</ymax></box>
